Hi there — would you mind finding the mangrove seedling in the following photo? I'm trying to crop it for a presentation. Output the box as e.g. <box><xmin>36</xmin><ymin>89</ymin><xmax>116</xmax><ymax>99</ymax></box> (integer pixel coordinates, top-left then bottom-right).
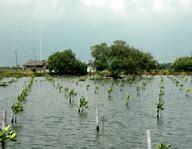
<box><xmin>95</xmin><ymin>86</ymin><xmax>99</xmax><ymax>94</ymax></box>
<box><xmin>59</xmin><ymin>86</ymin><xmax>63</xmax><ymax>93</ymax></box>
<box><xmin>86</xmin><ymin>84</ymin><xmax>90</xmax><ymax>90</ymax></box>
<box><xmin>64</xmin><ymin>87</ymin><xmax>69</xmax><ymax>95</ymax></box>
<box><xmin>136</xmin><ymin>85</ymin><xmax>140</xmax><ymax>95</ymax></box>
<box><xmin>107</xmin><ymin>86</ymin><xmax>113</xmax><ymax>99</ymax></box>
<box><xmin>186</xmin><ymin>89</ymin><xmax>192</xmax><ymax>97</ymax></box>
<box><xmin>176</xmin><ymin>80</ymin><xmax>179</xmax><ymax>86</ymax></box>
<box><xmin>11</xmin><ymin>101</ymin><xmax>24</xmax><ymax>123</ymax></box>
<box><xmin>79</xmin><ymin>96</ymin><xmax>88</xmax><ymax>112</ymax></box>
<box><xmin>142</xmin><ymin>82</ymin><xmax>147</xmax><ymax>90</ymax></box>
<box><xmin>126</xmin><ymin>94</ymin><xmax>130</xmax><ymax>106</ymax></box>
<box><xmin>68</xmin><ymin>89</ymin><xmax>77</xmax><ymax>103</ymax></box>
<box><xmin>0</xmin><ymin>125</ymin><xmax>17</xmax><ymax>149</ymax></box>
<box><xmin>155</xmin><ymin>144</ymin><xmax>171</xmax><ymax>149</ymax></box>
<box><xmin>157</xmin><ymin>99</ymin><xmax>164</xmax><ymax>119</ymax></box>
<box><xmin>159</xmin><ymin>89</ymin><xmax>165</xmax><ymax>97</ymax></box>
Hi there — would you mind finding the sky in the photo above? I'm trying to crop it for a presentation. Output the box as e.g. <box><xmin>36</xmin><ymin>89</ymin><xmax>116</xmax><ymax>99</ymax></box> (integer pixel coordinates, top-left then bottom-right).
<box><xmin>0</xmin><ymin>0</ymin><xmax>192</xmax><ymax>66</ymax></box>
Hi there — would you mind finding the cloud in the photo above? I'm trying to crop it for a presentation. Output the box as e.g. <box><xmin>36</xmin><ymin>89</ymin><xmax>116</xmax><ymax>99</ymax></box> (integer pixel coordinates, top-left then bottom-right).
<box><xmin>82</xmin><ymin>0</ymin><xmax>192</xmax><ymax>17</ymax></box>
<box><xmin>0</xmin><ymin>0</ymin><xmax>192</xmax><ymax>24</ymax></box>
<box><xmin>82</xmin><ymin>0</ymin><xmax>127</xmax><ymax>16</ymax></box>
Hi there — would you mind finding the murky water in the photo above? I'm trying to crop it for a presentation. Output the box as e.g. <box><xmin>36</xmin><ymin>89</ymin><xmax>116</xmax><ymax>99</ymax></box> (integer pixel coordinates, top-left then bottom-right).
<box><xmin>0</xmin><ymin>76</ymin><xmax>192</xmax><ymax>149</ymax></box>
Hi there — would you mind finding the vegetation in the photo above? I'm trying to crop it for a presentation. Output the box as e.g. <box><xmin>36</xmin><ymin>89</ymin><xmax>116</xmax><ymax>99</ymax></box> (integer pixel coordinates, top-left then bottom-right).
<box><xmin>11</xmin><ymin>101</ymin><xmax>24</xmax><ymax>114</ymax></box>
<box><xmin>47</xmin><ymin>49</ymin><xmax>87</xmax><ymax>76</ymax></box>
<box><xmin>107</xmin><ymin>86</ymin><xmax>113</xmax><ymax>99</ymax></box>
<box><xmin>173</xmin><ymin>56</ymin><xmax>192</xmax><ymax>72</ymax></box>
<box><xmin>155</xmin><ymin>144</ymin><xmax>171</xmax><ymax>149</ymax></box>
<box><xmin>0</xmin><ymin>78</ymin><xmax>17</xmax><ymax>88</ymax></box>
<box><xmin>78</xmin><ymin>96</ymin><xmax>88</xmax><ymax>112</ymax></box>
<box><xmin>0</xmin><ymin>125</ymin><xmax>17</xmax><ymax>143</ymax></box>
<box><xmin>91</xmin><ymin>40</ymin><xmax>158</xmax><ymax>78</ymax></box>
<box><xmin>68</xmin><ymin>89</ymin><xmax>77</xmax><ymax>103</ymax></box>
<box><xmin>157</xmin><ymin>77</ymin><xmax>165</xmax><ymax>119</ymax></box>
<box><xmin>158</xmin><ymin>63</ymin><xmax>173</xmax><ymax>70</ymax></box>
<box><xmin>11</xmin><ymin>76</ymin><xmax>34</xmax><ymax>123</ymax></box>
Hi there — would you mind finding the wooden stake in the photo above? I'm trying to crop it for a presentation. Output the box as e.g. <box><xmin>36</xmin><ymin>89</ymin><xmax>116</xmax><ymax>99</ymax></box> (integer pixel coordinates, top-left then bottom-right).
<box><xmin>146</xmin><ymin>129</ymin><xmax>151</xmax><ymax>149</ymax></box>
<box><xmin>96</xmin><ymin>105</ymin><xmax>99</xmax><ymax>132</ymax></box>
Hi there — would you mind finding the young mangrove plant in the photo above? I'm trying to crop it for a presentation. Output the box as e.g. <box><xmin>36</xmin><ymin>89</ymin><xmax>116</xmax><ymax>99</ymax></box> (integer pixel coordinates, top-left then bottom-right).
<box><xmin>159</xmin><ymin>77</ymin><xmax>165</xmax><ymax>97</ymax></box>
<box><xmin>11</xmin><ymin>101</ymin><xmax>24</xmax><ymax>124</ymax></box>
<box><xmin>68</xmin><ymin>89</ymin><xmax>77</xmax><ymax>103</ymax></box>
<box><xmin>157</xmin><ymin>99</ymin><xmax>164</xmax><ymax>119</ymax></box>
<box><xmin>155</xmin><ymin>144</ymin><xmax>171</xmax><ymax>149</ymax></box>
<box><xmin>107</xmin><ymin>86</ymin><xmax>113</xmax><ymax>99</ymax></box>
<box><xmin>17</xmin><ymin>88</ymin><xmax>28</xmax><ymax>102</ymax></box>
<box><xmin>136</xmin><ymin>85</ymin><xmax>140</xmax><ymax>95</ymax></box>
<box><xmin>126</xmin><ymin>94</ymin><xmax>130</xmax><ymax>106</ymax></box>
<box><xmin>58</xmin><ymin>86</ymin><xmax>63</xmax><ymax>93</ymax></box>
<box><xmin>64</xmin><ymin>87</ymin><xmax>69</xmax><ymax>95</ymax></box>
<box><xmin>86</xmin><ymin>84</ymin><xmax>90</xmax><ymax>90</ymax></box>
<box><xmin>142</xmin><ymin>81</ymin><xmax>147</xmax><ymax>90</ymax></box>
<box><xmin>0</xmin><ymin>125</ymin><xmax>17</xmax><ymax>149</ymax></box>
<box><xmin>78</xmin><ymin>96</ymin><xmax>88</xmax><ymax>113</ymax></box>
<box><xmin>95</xmin><ymin>86</ymin><xmax>99</xmax><ymax>94</ymax></box>
<box><xmin>186</xmin><ymin>88</ymin><xmax>192</xmax><ymax>97</ymax></box>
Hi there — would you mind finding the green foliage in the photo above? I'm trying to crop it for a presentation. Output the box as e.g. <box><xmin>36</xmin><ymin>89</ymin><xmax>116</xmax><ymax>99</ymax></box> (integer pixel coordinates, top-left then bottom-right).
<box><xmin>157</xmin><ymin>99</ymin><xmax>164</xmax><ymax>116</ymax></box>
<box><xmin>155</xmin><ymin>144</ymin><xmax>171</xmax><ymax>149</ymax></box>
<box><xmin>64</xmin><ymin>87</ymin><xmax>69</xmax><ymax>93</ymax></box>
<box><xmin>158</xmin><ymin>63</ymin><xmax>173</xmax><ymax>70</ymax></box>
<box><xmin>91</xmin><ymin>40</ymin><xmax>158</xmax><ymax>78</ymax></box>
<box><xmin>174</xmin><ymin>56</ymin><xmax>192</xmax><ymax>71</ymax></box>
<box><xmin>47</xmin><ymin>49</ymin><xmax>87</xmax><ymax>76</ymax></box>
<box><xmin>11</xmin><ymin>101</ymin><xmax>24</xmax><ymax>114</ymax></box>
<box><xmin>80</xmin><ymin>96</ymin><xmax>88</xmax><ymax>108</ymax></box>
<box><xmin>0</xmin><ymin>82</ymin><xmax>8</xmax><ymax>87</ymax></box>
<box><xmin>68</xmin><ymin>89</ymin><xmax>77</xmax><ymax>97</ymax></box>
<box><xmin>107</xmin><ymin>86</ymin><xmax>113</xmax><ymax>94</ymax></box>
<box><xmin>91</xmin><ymin>43</ymin><xmax>109</xmax><ymax>71</ymax></box>
<box><xmin>0</xmin><ymin>125</ymin><xmax>17</xmax><ymax>142</ymax></box>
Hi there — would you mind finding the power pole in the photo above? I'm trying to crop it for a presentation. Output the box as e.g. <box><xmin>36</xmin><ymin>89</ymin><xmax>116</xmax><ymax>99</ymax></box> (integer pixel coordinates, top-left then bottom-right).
<box><xmin>39</xmin><ymin>24</ymin><xmax>42</xmax><ymax>61</ymax></box>
<box><xmin>32</xmin><ymin>49</ymin><xmax>37</xmax><ymax>72</ymax></box>
<box><xmin>15</xmin><ymin>51</ymin><xmax>18</xmax><ymax>67</ymax></box>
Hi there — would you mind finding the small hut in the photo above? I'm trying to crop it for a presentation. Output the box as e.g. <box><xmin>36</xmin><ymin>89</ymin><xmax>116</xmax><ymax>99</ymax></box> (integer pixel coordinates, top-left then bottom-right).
<box><xmin>23</xmin><ymin>60</ymin><xmax>46</xmax><ymax>72</ymax></box>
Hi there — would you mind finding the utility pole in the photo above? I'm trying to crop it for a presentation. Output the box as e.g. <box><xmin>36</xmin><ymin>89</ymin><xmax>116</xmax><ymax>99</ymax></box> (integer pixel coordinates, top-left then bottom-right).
<box><xmin>32</xmin><ymin>49</ymin><xmax>37</xmax><ymax>72</ymax></box>
<box><xmin>39</xmin><ymin>23</ymin><xmax>42</xmax><ymax>61</ymax></box>
<box><xmin>15</xmin><ymin>51</ymin><xmax>18</xmax><ymax>67</ymax></box>
<box><xmin>22</xmin><ymin>49</ymin><xmax>25</xmax><ymax>71</ymax></box>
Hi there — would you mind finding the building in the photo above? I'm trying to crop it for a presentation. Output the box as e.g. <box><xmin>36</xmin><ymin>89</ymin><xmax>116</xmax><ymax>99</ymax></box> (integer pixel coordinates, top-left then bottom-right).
<box><xmin>87</xmin><ymin>65</ymin><xmax>96</xmax><ymax>73</ymax></box>
<box><xmin>23</xmin><ymin>60</ymin><xmax>46</xmax><ymax>72</ymax></box>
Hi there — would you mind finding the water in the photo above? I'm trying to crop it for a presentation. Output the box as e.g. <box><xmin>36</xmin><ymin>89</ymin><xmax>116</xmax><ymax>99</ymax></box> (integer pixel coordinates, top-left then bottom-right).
<box><xmin>0</xmin><ymin>76</ymin><xmax>192</xmax><ymax>149</ymax></box>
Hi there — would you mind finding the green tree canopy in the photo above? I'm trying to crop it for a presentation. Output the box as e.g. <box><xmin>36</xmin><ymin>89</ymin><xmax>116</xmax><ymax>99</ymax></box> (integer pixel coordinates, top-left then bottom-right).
<box><xmin>173</xmin><ymin>56</ymin><xmax>192</xmax><ymax>71</ymax></box>
<box><xmin>91</xmin><ymin>40</ymin><xmax>158</xmax><ymax>78</ymax></box>
<box><xmin>47</xmin><ymin>49</ymin><xmax>87</xmax><ymax>75</ymax></box>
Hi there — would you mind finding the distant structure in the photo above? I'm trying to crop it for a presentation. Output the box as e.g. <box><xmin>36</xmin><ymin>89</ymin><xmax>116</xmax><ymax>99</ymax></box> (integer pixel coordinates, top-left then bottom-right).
<box><xmin>87</xmin><ymin>60</ymin><xmax>96</xmax><ymax>74</ymax></box>
<box><xmin>23</xmin><ymin>60</ymin><xmax>46</xmax><ymax>72</ymax></box>
<box><xmin>87</xmin><ymin>65</ymin><xmax>96</xmax><ymax>74</ymax></box>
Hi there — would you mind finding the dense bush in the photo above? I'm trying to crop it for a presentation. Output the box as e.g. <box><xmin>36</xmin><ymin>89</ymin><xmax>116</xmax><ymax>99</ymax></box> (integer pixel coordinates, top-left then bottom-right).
<box><xmin>47</xmin><ymin>49</ymin><xmax>87</xmax><ymax>76</ymax></box>
<box><xmin>173</xmin><ymin>57</ymin><xmax>192</xmax><ymax>71</ymax></box>
<box><xmin>91</xmin><ymin>40</ymin><xmax>158</xmax><ymax>78</ymax></box>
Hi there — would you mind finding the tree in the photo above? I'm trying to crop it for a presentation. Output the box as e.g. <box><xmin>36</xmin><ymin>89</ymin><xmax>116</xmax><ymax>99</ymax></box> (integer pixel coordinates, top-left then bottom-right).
<box><xmin>47</xmin><ymin>49</ymin><xmax>87</xmax><ymax>75</ymax></box>
<box><xmin>173</xmin><ymin>57</ymin><xmax>192</xmax><ymax>71</ymax></box>
<box><xmin>91</xmin><ymin>40</ymin><xmax>157</xmax><ymax>78</ymax></box>
<box><xmin>91</xmin><ymin>43</ymin><xmax>110</xmax><ymax>71</ymax></box>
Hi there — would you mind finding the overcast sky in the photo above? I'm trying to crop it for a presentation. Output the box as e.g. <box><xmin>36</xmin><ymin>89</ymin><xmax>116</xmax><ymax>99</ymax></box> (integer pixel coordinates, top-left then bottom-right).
<box><xmin>0</xmin><ymin>0</ymin><xmax>192</xmax><ymax>66</ymax></box>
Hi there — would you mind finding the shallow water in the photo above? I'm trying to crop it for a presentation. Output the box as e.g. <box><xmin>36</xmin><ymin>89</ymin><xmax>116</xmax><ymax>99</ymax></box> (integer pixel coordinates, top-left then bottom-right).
<box><xmin>0</xmin><ymin>76</ymin><xmax>192</xmax><ymax>149</ymax></box>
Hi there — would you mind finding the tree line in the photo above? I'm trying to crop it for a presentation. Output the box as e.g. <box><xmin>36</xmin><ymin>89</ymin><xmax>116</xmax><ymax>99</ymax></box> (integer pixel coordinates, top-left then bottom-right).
<box><xmin>47</xmin><ymin>40</ymin><xmax>192</xmax><ymax>77</ymax></box>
